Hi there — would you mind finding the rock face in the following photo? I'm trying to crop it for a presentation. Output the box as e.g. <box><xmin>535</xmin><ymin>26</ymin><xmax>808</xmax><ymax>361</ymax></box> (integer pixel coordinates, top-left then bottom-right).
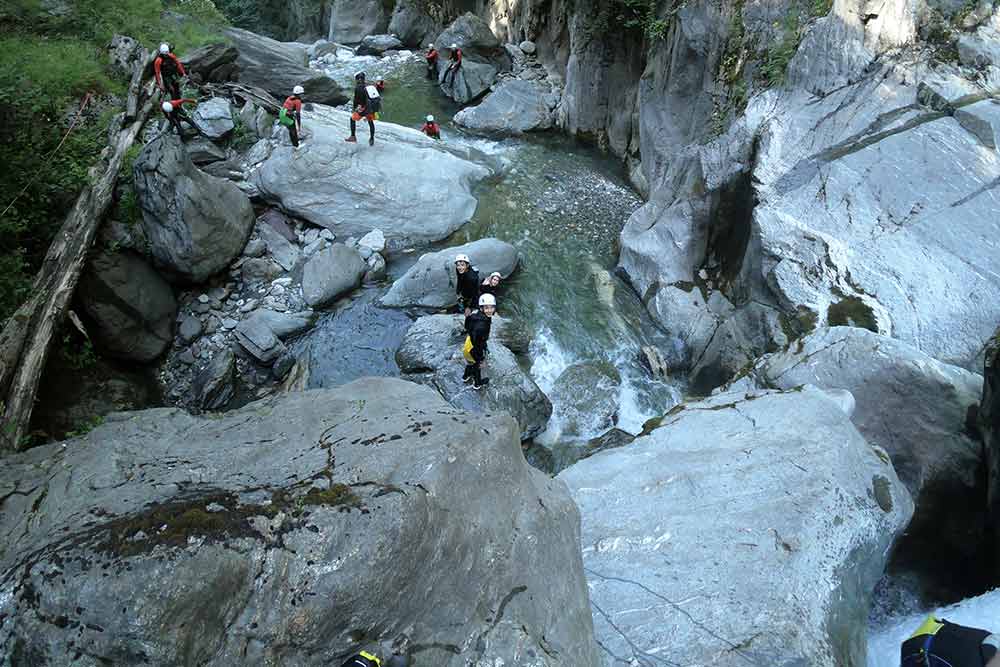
<box><xmin>107</xmin><ymin>34</ymin><xmax>143</xmax><ymax>79</ymax></box>
<box><xmin>302</xmin><ymin>244</ymin><xmax>367</xmax><ymax>307</ymax></box>
<box><xmin>252</xmin><ymin>105</ymin><xmax>491</xmax><ymax>243</ymax></box>
<box><xmin>192</xmin><ymin>347</ymin><xmax>235</xmax><ymax>411</ymax></box>
<box><xmin>191</xmin><ymin>97</ymin><xmax>235</xmax><ymax>140</ymax></box>
<box><xmin>355</xmin><ymin>33</ymin><xmax>404</xmax><ymax>56</ymax></box>
<box><xmin>387</xmin><ymin>0</ymin><xmax>438</xmax><ymax>46</ymax></box>
<box><xmin>454</xmin><ymin>79</ymin><xmax>557</xmax><ymax>134</ymax></box>
<box><xmin>560</xmin><ymin>386</ymin><xmax>913</xmax><ymax>666</ymax></box>
<box><xmin>223</xmin><ymin>27</ymin><xmax>347</xmax><ymax>105</ymax></box>
<box><xmin>181</xmin><ymin>42</ymin><xmax>239</xmax><ymax>83</ymax></box>
<box><xmin>396</xmin><ymin>315</ymin><xmax>552</xmax><ymax>440</ymax></box>
<box><xmin>328</xmin><ymin>0</ymin><xmax>387</xmax><ymax>44</ymax></box>
<box><xmin>133</xmin><ymin>135</ymin><xmax>255</xmax><ymax>284</ymax></box>
<box><xmin>77</xmin><ymin>250</ymin><xmax>176</xmax><ymax>363</ymax></box>
<box><xmin>546</xmin><ymin>361</ymin><xmax>620</xmax><ymax>440</ymax></box>
<box><xmin>381</xmin><ymin>239</ymin><xmax>519</xmax><ymax>308</ymax></box>
<box><xmin>983</xmin><ymin>326</ymin><xmax>1000</xmax><ymax>575</ymax></box>
<box><xmin>0</xmin><ymin>379</ymin><xmax>599</xmax><ymax>666</ymax></box>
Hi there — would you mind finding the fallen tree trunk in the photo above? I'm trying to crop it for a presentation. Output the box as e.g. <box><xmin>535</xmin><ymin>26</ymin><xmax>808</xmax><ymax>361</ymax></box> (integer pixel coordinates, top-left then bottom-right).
<box><xmin>0</xmin><ymin>51</ymin><xmax>157</xmax><ymax>452</ymax></box>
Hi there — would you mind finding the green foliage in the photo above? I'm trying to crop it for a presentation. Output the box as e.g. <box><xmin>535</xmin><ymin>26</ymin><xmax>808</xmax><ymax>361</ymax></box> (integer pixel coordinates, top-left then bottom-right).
<box><xmin>582</xmin><ymin>0</ymin><xmax>677</xmax><ymax>45</ymax></box>
<box><xmin>65</xmin><ymin>414</ymin><xmax>105</xmax><ymax>439</ymax></box>
<box><xmin>809</xmin><ymin>0</ymin><xmax>833</xmax><ymax>18</ymax></box>
<box><xmin>0</xmin><ymin>0</ymin><xmax>227</xmax><ymax>323</ymax></box>
<box><xmin>759</xmin><ymin>12</ymin><xmax>802</xmax><ymax>87</ymax></box>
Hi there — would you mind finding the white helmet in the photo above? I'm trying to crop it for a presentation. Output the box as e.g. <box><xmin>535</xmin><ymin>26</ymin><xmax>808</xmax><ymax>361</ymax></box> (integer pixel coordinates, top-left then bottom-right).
<box><xmin>161</xmin><ymin>101</ymin><xmax>174</xmax><ymax>113</ymax></box>
<box><xmin>159</xmin><ymin>43</ymin><xmax>170</xmax><ymax>54</ymax></box>
<box><xmin>428</xmin><ymin>43</ymin><xmax>434</xmax><ymax>48</ymax></box>
<box><xmin>454</xmin><ymin>253</ymin><xmax>470</xmax><ymax>264</ymax></box>
<box><xmin>293</xmin><ymin>85</ymin><xmax>305</xmax><ymax>95</ymax></box>
<box><xmin>489</xmin><ymin>271</ymin><xmax>502</xmax><ymax>280</ymax></box>
<box><xmin>426</xmin><ymin>114</ymin><xmax>434</xmax><ymax>122</ymax></box>
<box><xmin>451</xmin><ymin>43</ymin><xmax>458</xmax><ymax>49</ymax></box>
<box><xmin>479</xmin><ymin>293</ymin><xmax>496</xmax><ymax>307</ymax></box>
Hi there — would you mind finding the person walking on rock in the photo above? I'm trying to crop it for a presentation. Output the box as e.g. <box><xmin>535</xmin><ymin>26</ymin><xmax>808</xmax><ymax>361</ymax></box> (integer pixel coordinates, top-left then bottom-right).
<box><xmin>346</xmin><ymin>71</ymin><xmax>379</xmax><ymax>146</ymax></box>
<box><xmin>160</xmin><ymin>98</ymin><xmax>200</xmax><ymax>137</ymax></box>
<box><xmin>454</xmin><ymin>253</ymin><xmax>480</xmax><ymax>316</ymax></box>
<box><xmin>442</xmin><ymin>43</ymin><xmax>462</xmax><ymax>86</ymax></box>
<box><xmin>154</xmin><ymin>43</ymin><xmax>186</xmax><ymax>100</ymax></box>
<box><xmin>901</xmin><ymin>616</ymin><xmax>1000</xmax><ymax>666</ymax></box>
<box><xmin>480</xmin><ymin>271</ymin><xmax>502</xmax><ymax>297</ymax></box>
<box><xmin>425</xmin><ymin>43</ymin><xmax>439</xmax><ymax>79</ymax></box>
<box><xmin>463</xmin><ymin>293</ymin><xmax>496</xmax><ymax>390</ymax></box>
<box><xmin>280</xmin><ymin>85</ymin><xmax>305</xmax><ymax>149</ymax></box>
<box><xmin>420</xmin><ymin>114</ymin><xmax>441</xmax><ymax>139</ymax></box>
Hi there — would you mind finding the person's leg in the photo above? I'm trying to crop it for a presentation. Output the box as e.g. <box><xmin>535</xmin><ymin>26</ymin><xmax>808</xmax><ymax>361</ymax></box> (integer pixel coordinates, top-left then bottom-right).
<box><xmin>168</xmin><ymin>114</ymin><xmax>183</xmax><ymax>135</ymax></box>
<box><xmin>367</xmin><ymin>117</ymin><xmax>375</xmax><ymax>145</ymax></box>
<box><xmin>290</xmin><ymin>122</ymin><xmax>300</xmax><ymax>147</ymax></box>
<box><xmin>169</xmin><ymin>78</ymin><xmax>182</xmax><ymax>100</ymax></box>
<box><xmin>347</xmin><ymin>116</ymin><xmax>357</xmax><ymax>141</ymax></box>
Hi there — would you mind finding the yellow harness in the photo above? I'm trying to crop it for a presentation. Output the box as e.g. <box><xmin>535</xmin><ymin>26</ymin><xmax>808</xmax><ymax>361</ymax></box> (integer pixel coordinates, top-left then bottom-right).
<box><xmin>359</xmin><ymin>651</ymin><xmax>382</xmax><ymax>666</ymax></box>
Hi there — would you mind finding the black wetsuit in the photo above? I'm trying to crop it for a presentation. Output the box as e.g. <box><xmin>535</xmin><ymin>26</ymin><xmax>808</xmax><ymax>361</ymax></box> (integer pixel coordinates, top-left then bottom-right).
<box><xmin>455</xmin><ymin>267</ymin><xmax>480</xmax><ymax>312</ymax></box>
<box><xmin>479</xmin><ymin>281</ymin><xmax>499</xmax><ymax>298</ymax></box>
<box><xmin>463</xmin><ymin>310</ymin><xmax>492</xmax><ymax>385</ymax></box>
<box><xmin>350</xmin><ymin>81</ymin><xmax>375</xmax><ymax>143</ymax></box>
<box><xmin>901</xmin><ymin>619</ymin><xmax>998</xmax><ymax>666</ymax></box>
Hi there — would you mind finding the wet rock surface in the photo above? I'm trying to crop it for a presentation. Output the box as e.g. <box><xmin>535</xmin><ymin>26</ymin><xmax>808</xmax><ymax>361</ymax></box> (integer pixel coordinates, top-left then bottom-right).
<box><xmin>560</xmin><ymin>386</ymin><xmax>913</xmax><ymax>666</ymax></box>
<box><xmin>0</xmin><ymin>379</ymin><xmax>599</xmax><ymax>666</ymax></box>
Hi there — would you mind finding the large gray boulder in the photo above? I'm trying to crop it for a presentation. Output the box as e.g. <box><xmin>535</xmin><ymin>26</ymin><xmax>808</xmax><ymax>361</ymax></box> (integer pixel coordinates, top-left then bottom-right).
<box><xmin>355</xmin><ymin>34</ymin><xmax>404</xmax><ymax>56</ymax></box>
<box><xmin>387</xmin><ymin>0</ymin><xmax>438</xmax><ymax>46</ymax></box>
<box><xmin>223</xmin><ymin>27</ymin><xmax>347</xmax><ymax>105</ymax></box>
<box><xmin>134</xmin><ymin>134</ymin><xmax>255</xmax><ymax>284</ymax></box>
<box><xmin>181</xmin><ymin>42</ymin><xmax>239</xmax><ymax>83</ymax></box>
<box><xmin>191</xmin><ymin>97</ymin><xmax>235</xmax><ymax>140</ymax></box>
<box><xmin>328</xmin><ymin>0</ymin><xmax>387</xmax><ymax>44</ymax></box>
<box><xmin>77</xmin><ymin>250</ymin><xmax>176</xmax><ymax>363</ymax></box>
<box><xmin>748</xmin><ymin>327</ymin><xmax>983</xmax><ymax>518</ymax></box>
<box><xmin>252</xmin><ymin>105</ymin><xmax>491</xmax><ymax>243</ymax></box>
<box><xmin>302</xmin><ymin>243</ymin><xmax>367</xmax><ymax>307</ymax></box>
<box><xmin>0</xmin><ymin>379</ymin><xmax>600</xmax><ymax>666</ymax></box>
<box><xmin>381</xmin><ymin>239</ymin><xmax>519</xmax><ymax>308</ymax></box>
<box><xmin>453</xmin><ymin>79</ymin><xmax>557</xmax><ymax>135</ymax></box>
<box><xmin>434</xmin><ymin>13</ymin><xmax>512</xmax><ymax>104</ymax></box>
<box><xmin>560</xmin><ymin>386</ymin><xmax>913</xmax><ymax>666</ymax></box>
<box><xmin>396</xmin><ymin>315</ymin><xmax>552</xmax><ymax>439</ymax></box>
<box><xmin>439</xmin><ymin>60</ymin><xmax>499</xmax><ymax>105</ymax></box>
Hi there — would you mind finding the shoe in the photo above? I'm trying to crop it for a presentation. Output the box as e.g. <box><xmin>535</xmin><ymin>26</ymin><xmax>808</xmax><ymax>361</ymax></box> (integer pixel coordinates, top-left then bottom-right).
<box><xmin>463</xmin><ymin>374</ymin><xmax>474</xmax><ymax>384</ymax></box>
<box><xmin>473</xmin><ymin>378</ymin><xmax>490</xmax><ymax>390</ymax></box>
<box><xmin>345</xmin><ymin>136</ymin><xmax>357</xmax><ymax>143</ymax></box>
<box><xmin>369</xmin><ymin>137</ymin><xmax>375</xmax><ymax>146</ymax></box>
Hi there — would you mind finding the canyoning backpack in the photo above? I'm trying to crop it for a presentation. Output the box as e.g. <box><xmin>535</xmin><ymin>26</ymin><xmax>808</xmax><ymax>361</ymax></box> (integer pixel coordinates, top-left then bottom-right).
<box><xmin>364</xmin><ymin>85</ymin><xmax>382</xmax><ymax>114</ymax></box>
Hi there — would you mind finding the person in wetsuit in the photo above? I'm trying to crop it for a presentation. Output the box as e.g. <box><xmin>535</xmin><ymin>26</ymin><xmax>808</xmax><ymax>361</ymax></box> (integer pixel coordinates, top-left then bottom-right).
<box><xmin>425</xmin><ymin>43</ymin><xmax>439</xmax><ymax>79</ymax></box>
<box><xmin>280</xmin><ymin>85</ymin><xmax>304</xmax><ymax>148</ymax></box>
<box><xmin>463</xmin><ymin>293</ymin><xmax>495</xmax><ymax>389</ymax></box>
<box><xmin>154</xmin><ymin>43</ymin><xmax>186</xmax><ymax>100</ymax></box>
<box><xmin>160</xmin><ymin>99</ymin><xmax>201</xmax><ymax>136</ymax></box>
<box><xmin>421</xmin><ymin>114</ymin><xmax>441</xmax><ymax>139</ymax></box>
<box><xmin>901</xmin><ymin>616</ymin><xmax>1000</xmax><ymax>666</ymax></box>
<box><xmin>346</xmin><ymin>71</ymin><xmax>377</xmax><ymax>146</ymax></box>
<box><xmin>442</xmin><ymin>43</ymin><xmax>462</xmax><ymax>86</ymax></box>
<box><xmin>480</xmin><ymin>271</ymin><xmax>502</xmax><ymax>297</ymax></box>
<box><xmin>454</xmin><ymin>253</ymin><xmax>480</xmax><ymax>316</ymax></box>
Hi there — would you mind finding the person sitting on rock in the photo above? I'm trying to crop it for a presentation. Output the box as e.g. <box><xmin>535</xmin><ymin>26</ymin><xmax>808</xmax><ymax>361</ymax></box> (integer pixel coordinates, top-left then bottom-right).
<box><xmin>463</xmin><ymin>293</ymin><xmax>496</xmax><ymax>390</ymax></box>
<box><xmin>346</xmin><ymin>71</ymin><xmax>378</xmax><ymax>146</ymax></box>
<box><xmin>421</xmin><ymin>114</ymin><xmax>441</xmax><ymax>139</ymax></box>
<box><xmin>280</xmin><ymin>85</ymin><xmax>305</xmax><ymax>149</ymax></box>
<box><xmin>154</xmin><ymin>43</ymin><xmax>186</xmax><ymax>100</ymax></box>
<box><xmin>454</xmin><ymin>253</ymin><xmax>480</xmax><ymax>316</ymax></box>
<box><xmin>340</xmin><ymin>649</ymin><xmax>408</xmax><ymax>667</ymax></box>
<box><xmin>425</xmin><ymin>43</ymin><xmax>439</xmax><ymax>78</ymax></box>
<box><xmin>160</xmin><ymin>98</ymin><xmax>201</xmax><ymax>137</ymax></box>
<box><xmin>442</xmin><ymin>43</ymin><xmax>462</xmax><ymax>86</ymax></box>
<box><xmin>480</xmin><ymin>271</ymin><xmax>502</xmax><ymax>297</ymax></box>
<box><xmin>901</xmin><ymin>616</ymin><xmax>1000</xmax><ymax>666</ymax></box>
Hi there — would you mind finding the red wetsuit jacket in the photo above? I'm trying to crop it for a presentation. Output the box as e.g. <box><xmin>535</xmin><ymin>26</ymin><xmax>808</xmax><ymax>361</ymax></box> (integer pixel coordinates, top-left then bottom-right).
<box><xmin>449</xmin><ymin>48</ymin><xmax>462</xmax><ymax>66</ymax></box>
<box><xmin>426</xmin><ymin>48</ymin><xmax>438</xmax><ymax>64</ymax></box>
<box><xmin>421</xmin><ymin>122</ymin><xmax>440</xmax><ymax>138</ymax></box>
<box><xmin>154</xmin><ymin>53</ymin><xmax>186</xmax><ymax>89</ymax></box>
<box><xmin>282</xmin><ymin>95</ymin><xmax>303</xmax><ymax>115</ymax></box>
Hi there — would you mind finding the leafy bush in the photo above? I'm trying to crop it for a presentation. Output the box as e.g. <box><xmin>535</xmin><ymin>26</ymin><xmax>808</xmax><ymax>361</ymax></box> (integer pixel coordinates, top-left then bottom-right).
<box><xmin>759</xmin><ymin>13</ymin><xmax>802</xmax><ymax>87</ymax></box>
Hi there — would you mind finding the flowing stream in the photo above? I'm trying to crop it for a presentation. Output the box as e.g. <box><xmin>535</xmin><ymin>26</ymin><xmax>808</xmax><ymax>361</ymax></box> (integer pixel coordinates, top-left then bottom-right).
<box><xmin>292</xmin><ymin>52</ymin><xmax>682</xmax><ymax>465</ymax></box>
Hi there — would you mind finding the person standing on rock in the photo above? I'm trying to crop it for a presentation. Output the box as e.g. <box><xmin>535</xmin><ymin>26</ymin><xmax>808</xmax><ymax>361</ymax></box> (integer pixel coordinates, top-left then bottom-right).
<box><xmin>421</xmin><ymin>114</ymin><xmax>441</xmax><ymax>139</ymax></box>
<box><xmin>463</xmin><ymin>293</ymin><xmax>496</xmax><ymax>389</ymax></box>
<box><xmin>154</xmin><ymin>43</ymin><xmax>186</xmax><ymax>100</ymax></box>
<box><xmin>425</xmin><ymin>43</ymin><xmax>439</xmax><ymax>79</ymax></box>
<box><xmin>280</xmin><ymin>85</ymin><xmax>305</xmax><ymax>149</ymax></box>
<box><xmin>454</xmin><ymin>253</ymin><xmax>480</xmax><ymax>316</ymax></box>
<box><xmin>480</xmin><ymin>271</ymin><xmax>502</xmax><ymax>297</ymax></box>
<box><xmin>160</xmin><ymin>98</ymin><xmax>201</xmax><ymax>137</ymax></box>
<box><xmin>442</xmin><ymin>43</ymin><xmax>462</xmax><ymax>86</ymax></box>
<box><xmin>346</xmin><ymin>71</ymin><xmax>378</xmax><ymax>146</ymax></box>
<box><xmin>901</xmin><ymin>616</ymin><xmax>1000</xmax><ymax>666</ymax></box>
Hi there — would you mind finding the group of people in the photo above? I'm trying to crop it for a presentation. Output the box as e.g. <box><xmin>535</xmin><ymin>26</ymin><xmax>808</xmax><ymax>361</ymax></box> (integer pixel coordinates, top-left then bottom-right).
<box><xmin>424</xmin><ymin>42</ymin><xmax>462</xmax><ymax>85</ymax></box>
<box><xmin>455</xmin><ymin>254</ymin><xmax>504</xmax><ymax>390</ymax></box>
<box><xmin>154</xmin><ymin>43</ymin><xmax>207</xmax><ymax>137</ymax></box>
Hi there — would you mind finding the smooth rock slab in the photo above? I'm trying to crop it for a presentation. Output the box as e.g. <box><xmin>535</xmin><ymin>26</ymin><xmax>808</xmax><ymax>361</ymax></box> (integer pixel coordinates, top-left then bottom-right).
<box><xmin>396</xmin><ymin>314</ymin><xmax>551</xmax><ymax>439</ymax></box>
<box><xmin>559</xmin><ymin>386</ymin><xmax>913</xmax><ymax>667</ymax></box>
<box><xmin>302</xmin><ymin>243</ymin><xmax>366</xmax><ymax>307</ymax></box>
<box><xmin>381</xmin><ymin>238</ymin><xmax>519</xmax><ymax>308</ymax></box>
<box><xmin>454</xmin><ymin>79</ymin><xmax>556</xmax><ymax>134</ymax></box>
<box><xmin>191</xmin><ymin>97</ymin><xmax>235</xmax><ymax>140</ymax></box>
<box><xmin>356</xmin><ymin>34</ymin><xmax>403</xmax><ymax>55</ymax></box>
<box><xmin>0</xmin><ymin>378</ymin><xmax>599</xmax><ymax>666</ymax></box>
<box><xmin>253</xmin><ymin>105</ymin><xmax>491</xmax><ymax>243</ymax></box>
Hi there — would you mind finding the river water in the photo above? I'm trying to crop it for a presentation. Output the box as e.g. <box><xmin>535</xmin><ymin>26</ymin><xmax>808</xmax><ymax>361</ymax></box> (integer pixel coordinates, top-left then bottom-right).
<box><xmin>292</xmin><ymin>51</ymin><xmax>682</xmax><ymax>464</ymax></box>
